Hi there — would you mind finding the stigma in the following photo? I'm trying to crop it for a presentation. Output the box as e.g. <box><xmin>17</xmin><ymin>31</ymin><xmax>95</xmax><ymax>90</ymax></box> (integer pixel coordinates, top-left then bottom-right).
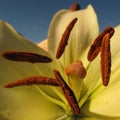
<box><xmin>65</xmin><ymin>60</ymin><xmax>87</xmax><ymax>79</ymax></box>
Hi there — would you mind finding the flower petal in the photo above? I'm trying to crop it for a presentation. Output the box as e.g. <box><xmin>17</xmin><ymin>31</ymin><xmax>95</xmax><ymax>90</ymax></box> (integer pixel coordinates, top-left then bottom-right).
<box><xmin>81</xmin><ymin>25</ymin><xmax>120</xmax><ymax>119</ymax></box>
<box><xmin>0</xmin><ymin>20</ymin><xmax>66</xmax><ymax>119</ymax></box>
<box><xmin>0</xmin><ymin>20</ymin><xmax>58</xmax><ymax>76</ymax></box>
<box><xmin>48</xmin><ymin>5</ymin><xmax>99</xmax><ymax>65</ymax></box>
<box><xmin>0</xmin><ymin>20</ymin><xmax>51</xmax><ymax>58</ymax></box>
<box><xmin>0</xmin><ymin>54</ymin><xmax>65</xmax><ymax>120</ymax></box>
<box><xmin>0</xmin><ymin>19</ymin><xmax>62</xmax><ymax>94</ymax></box>
<box><xmin>0</xmin><ymin>86</ymin><xmax>65</xmax><ymax>120</ymax></box>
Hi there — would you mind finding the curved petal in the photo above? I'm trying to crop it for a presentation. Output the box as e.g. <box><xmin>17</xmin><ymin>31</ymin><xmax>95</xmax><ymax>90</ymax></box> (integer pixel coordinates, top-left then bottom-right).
<box><xmin>81</xmin><ymin>25</ymin><xmax>120</xmax><ymax>119</ymax></box>
<box><xmin>0</xmin><ymin>20</ymin><xmax>62</xmax><ymax>95</ymax></box>
<box><xmin>48</xmin><ymin>5</ymin><xmax>99</xmax><ymax>65</ymax></box>
<box><xmin>0</xmin><ymin>20</ymin><xmax>66</xmax><ymax>119</ymax></box>
<box><xmin>0</xmin><ymin>20</ymin><xmax>51</xmax><ymax>58</ymax></box>
<box><xmin>0</xmin><ymin>20</ymin><xmax>58</xmax><ymax>76</ymax></box>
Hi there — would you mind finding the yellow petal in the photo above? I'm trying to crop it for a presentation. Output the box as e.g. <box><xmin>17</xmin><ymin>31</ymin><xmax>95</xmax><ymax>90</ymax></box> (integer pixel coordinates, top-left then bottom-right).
<box><xmin>81</xmin><ymin>25</ymin><xmax>120</xmax><ymax>119</ymax></box>
<box><xmin>0</xmin><ymin>20</ymin><xmax>65</xmax><ymax>119</ymax></box>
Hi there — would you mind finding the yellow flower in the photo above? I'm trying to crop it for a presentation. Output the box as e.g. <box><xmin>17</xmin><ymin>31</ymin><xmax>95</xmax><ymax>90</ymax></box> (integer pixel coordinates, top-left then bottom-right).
<box><xmin>0</xmin><ymin>3</ymin><xmax>120</xmax><ymax>120</ymax></box>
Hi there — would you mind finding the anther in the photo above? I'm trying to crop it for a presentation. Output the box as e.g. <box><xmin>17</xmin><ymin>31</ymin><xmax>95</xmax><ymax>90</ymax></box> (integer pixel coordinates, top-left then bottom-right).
<box><xmin>53</xmin><ymin>70</ymin><xmax>80</xmax><ymax>115</ymax></box>
<box><xmin>2</xmin><ymin>51</ymin><xmax>52</xmax><ymax>63</ymax></box>
<box><xmin>101</xmin><ymin>33</ymin><xmax>112</xmax><ymax>86</ymax></box>
<box><xmin>87</xmin><ymin>26</ymin><xmax>114</xmax><ymax>86</ymax></box>
<box><xmin>69</xmin><ymin>2</ymin><xmax>81</xmax><ymax>11</ymax></box>
<box><xmin>56</xmin><ymin>18</ymin><xmax>77</xmax><ymax>59</ymax></box>
<box><xmin>4</xmin><ymin>76</ymin><xmax>59</xmax><ymax>88</ymax></box>
<box><xmin>65</xmin><ymin>60</ymin><xmax>86</xmax><ymax>79</ymax></box>
<box><xmin>87</xmin><ymin>27</ymin><xmax>114</xmax><ymax>61</ymax></box>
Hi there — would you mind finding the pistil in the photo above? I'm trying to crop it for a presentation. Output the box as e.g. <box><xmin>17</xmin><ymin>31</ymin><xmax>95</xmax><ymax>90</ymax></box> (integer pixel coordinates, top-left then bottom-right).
<box><xmin>65</xmin><ymin>60</ymin><xmax>86</xmax><ymax>79</ymax></box>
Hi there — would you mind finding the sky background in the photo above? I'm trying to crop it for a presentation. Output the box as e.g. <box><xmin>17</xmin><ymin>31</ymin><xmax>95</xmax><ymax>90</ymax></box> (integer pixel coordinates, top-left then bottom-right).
<box><xmin>0</xmin><ymin>0</ymin><xmax>120</xmax><ymax>43</ymax></box>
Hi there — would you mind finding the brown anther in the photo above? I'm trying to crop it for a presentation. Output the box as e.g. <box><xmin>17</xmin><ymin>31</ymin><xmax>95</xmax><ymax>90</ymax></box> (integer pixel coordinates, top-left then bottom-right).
<box><xmin>69</xmin><ymin>2</ymin><xmax>81</xmax><ymax>11</ymax></box>
<box><xmin>53</xmin><ymin>70</ymin><xmax>80</xmax><ymax>115</ymax></box>
<box><xmin>65</xmin><ymin>60</ymin><xmax>86</xmax><ymax>79</ymax></box>
<box><xmin>2</xmin><ymin>51</ymin><xmax>52</xmax><ymax>63</ymax></box>
<box><xmin>87</xmin><ymin>26</ymin><xmax>114</xmax><ymax>61</ymax></box>
<box><xmin>87</xmin><ymin>26</ymin><xmax>114</xmax><ymax>86</ymax></box>
<box><xmin>56</xmin><ymin>18</ymin><xmax>77</xmax><ymax>59</ymax></box>
<box><xmin>4</xmin><ymin>76</ymin><xmax>59</xmax><ymax>88</ymax></box>
<box><xmin>101</xmin><ymin>33</ymin><xmax>111</xmax><ymax>86</ymax></box>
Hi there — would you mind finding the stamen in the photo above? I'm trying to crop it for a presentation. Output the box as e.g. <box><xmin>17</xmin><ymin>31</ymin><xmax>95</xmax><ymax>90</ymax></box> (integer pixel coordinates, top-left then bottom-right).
<box><xmin>2</xmin><ymin>51</ymin><xmax>52</xmax><ymax>63</ymax></box>
<box><xmin>65</xmin><ymin>60</ymin><xmax>86</xmax><ymax>79</ymax></box>
<box><xmin>87</xmin><ymin>27</ymin><xmax>114</xmax><ymax>61</ymax></box>
<box><xmin>56</xmin><ymin>18</ymin><xmax>77</xmax><ymax>59</ymax></box>
<box><xmin>69</xmin><ymin>2</ymin><xmax>81</xmax><ymax>11</ymax></box>
<box><xmin>4</xmin><ymin>76</ymin><xmax>59</xmax><ymax>88</ymax></box>
<box><xmin>101</xmin><ymin>33</ymin><xmax>113</xmax><ymax>86</ymax></box>
<box><xmin>53</xmin><ymin>70</ymin><xmax>80</xmax><ymax>115</ymax></box>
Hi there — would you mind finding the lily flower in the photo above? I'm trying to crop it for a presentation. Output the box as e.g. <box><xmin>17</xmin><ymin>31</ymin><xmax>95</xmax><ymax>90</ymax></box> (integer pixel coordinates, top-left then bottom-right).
<box><xmin>0</xmin><ymin>2</ymin><xmax>120</xmax><ymax>120</ymax></box>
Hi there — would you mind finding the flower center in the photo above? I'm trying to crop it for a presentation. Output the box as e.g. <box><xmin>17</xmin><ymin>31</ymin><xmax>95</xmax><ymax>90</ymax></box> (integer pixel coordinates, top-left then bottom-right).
<box><xmin>2</xmin><ymin>15</ymin><xmax>115</xmax><ymax>117</ymax></box>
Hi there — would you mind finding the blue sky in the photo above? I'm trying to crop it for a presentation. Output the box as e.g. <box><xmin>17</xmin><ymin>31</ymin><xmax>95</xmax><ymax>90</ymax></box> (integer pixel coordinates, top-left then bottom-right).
<box><xmin>0</xmin><ymin>0</ymin><xmax>120</xmax><ymax>43</ymax></box>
